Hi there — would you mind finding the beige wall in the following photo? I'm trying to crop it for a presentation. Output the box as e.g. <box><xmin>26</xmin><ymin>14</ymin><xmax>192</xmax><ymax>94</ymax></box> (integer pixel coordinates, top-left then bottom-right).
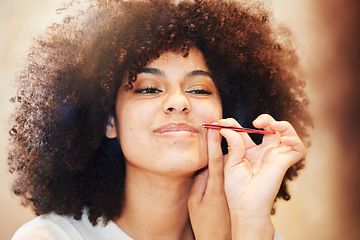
<box><xmin>0</xmin><ymin>1</ymin><xmax>65</xmax><ymax>239</ymax></box>
<box><xmin>1</xmin><ymin>0</ymin><xmax>359</xmax><ymax>239</ymax></box>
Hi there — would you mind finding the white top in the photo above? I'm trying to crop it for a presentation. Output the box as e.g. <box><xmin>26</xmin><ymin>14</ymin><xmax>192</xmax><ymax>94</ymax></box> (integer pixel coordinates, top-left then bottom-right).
<box><xmin>12</xmin><ymin>212</ymin><xmax>284</xmax><ymax>240</ymax></box>
<box><xmin>12</xmin><ymin>213</ymin><xmax>133</xmax><ymax>240</ymax></box>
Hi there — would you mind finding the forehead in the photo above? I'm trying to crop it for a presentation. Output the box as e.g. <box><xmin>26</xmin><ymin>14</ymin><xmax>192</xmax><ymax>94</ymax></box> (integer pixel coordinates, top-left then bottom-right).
<box><xmin>144</xmin><ymin>48</ymin><xmax>209</xmax><ymax>72</ymax></box>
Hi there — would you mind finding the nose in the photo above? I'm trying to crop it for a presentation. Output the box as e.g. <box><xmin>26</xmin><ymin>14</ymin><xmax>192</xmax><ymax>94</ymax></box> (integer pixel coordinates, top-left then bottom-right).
<box><xmin>162</xmin><ymin>90</ymin><xmax>191</xmax><ymax>114</ymax></box>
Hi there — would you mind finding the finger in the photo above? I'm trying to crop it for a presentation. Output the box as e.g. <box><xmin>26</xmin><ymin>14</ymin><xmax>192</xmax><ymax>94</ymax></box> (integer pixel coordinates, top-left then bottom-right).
<box><xmin>253</xmin><ymin>114</ymin><xmax>299</xmax><ymax>137</ymax></box>
<box><xmin>280</xmin><ymin>136</ymin><xmax>306</xmax><ymax>160</ymax></box>
<box><xmin>220</xmin><ymin>128</ymin><xmax>246</xmax><ymax>172</ymax></box>
<box><xmin>252</xmin><ymin>114</ymin><xmax>276</xmax><ymax>131</ymax></box>
<box><xmin>218</xmin><ymin>118</ymin><xmax>256</xmax><ymax>150</ymax></box>
<box><xmin>188</xmin><ymin>168</ymin><xmax>209</xmax><ymax>205</ymax></box>
<box><xmin>252</xmin><ymin>114</ymin><xmax>280</xmax><ymax>146</ymax></box>
<box><xmin>206</xmin><ymin>128</ymin><xmax>225</xmax><ymax>194</ymax></box>
<box><xmin>270</xmin><ymin>121</ymin><xmax>299</xmax><ymax>137</ymax></box>
<box><xmin>281</xmin><ymin>136</ymin><xmax>304</xmax><ymax>148</ymax></box>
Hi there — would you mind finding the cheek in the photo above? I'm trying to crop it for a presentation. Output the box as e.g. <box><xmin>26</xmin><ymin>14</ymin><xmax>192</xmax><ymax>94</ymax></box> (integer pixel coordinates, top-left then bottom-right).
<box><xmin>117</xmin><ymin>112</ymin><xmax>142</xmax><ymax>162</ymax></box>
<box><xmin>116</xmin><ymin>105</ymin><xmax>137</xmax><ymax>146</ymax></box>
<box><xmin>116</xmin><ymin>102</ymin><xmax>154</xmax><ymax>153</ymax></box>
<box><xmin>194</xmin><ymin>101</ymin><xmax>222</xmax><ymax>121</ymax></box>
<box><xmin>117</xmin><ymin>102</ymin><xmax>150</xmax><ymax>130</ymax></box>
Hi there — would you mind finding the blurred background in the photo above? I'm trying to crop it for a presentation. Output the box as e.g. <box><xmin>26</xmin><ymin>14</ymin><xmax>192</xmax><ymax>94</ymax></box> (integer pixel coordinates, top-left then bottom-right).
<box><xmin>0</xmin><ymin>0</ymin><xmax>359</xmax><ymax>239</ymax></box>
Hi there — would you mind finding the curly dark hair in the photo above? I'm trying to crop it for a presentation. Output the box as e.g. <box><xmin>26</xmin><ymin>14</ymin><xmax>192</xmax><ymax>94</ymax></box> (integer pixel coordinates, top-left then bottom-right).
<box><xmin>8</xmin><ymin>0</ymin><xmax>312</xmax><ymax>225</ymax></box>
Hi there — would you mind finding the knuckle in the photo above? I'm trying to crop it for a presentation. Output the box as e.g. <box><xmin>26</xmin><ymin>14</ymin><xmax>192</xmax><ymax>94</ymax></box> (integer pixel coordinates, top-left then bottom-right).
<box><xmin>300</xmin><ymin>142</ymin><xmax>307</xmax><ymax>156</ymax></box>
<box><xmin>228</xmin><ymin>143</ymin><xmax>244</xmax><ymax>151</ymax></box>
<box><xmin>220</xmin><ymin>118</ymin><xmax>239</xmax><ymax>126</ymax></box>
<box><xmin>260</xmin><ymin>113</ymin><xmax>271</xmax><ymax>119</ymax></box>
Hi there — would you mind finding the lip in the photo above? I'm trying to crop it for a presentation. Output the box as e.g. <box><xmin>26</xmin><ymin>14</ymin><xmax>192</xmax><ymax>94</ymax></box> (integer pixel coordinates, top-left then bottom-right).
<box><xmin>154</xmin><ymin>122</ymin><xmax>199</xmax><ymax>138</ymax></box>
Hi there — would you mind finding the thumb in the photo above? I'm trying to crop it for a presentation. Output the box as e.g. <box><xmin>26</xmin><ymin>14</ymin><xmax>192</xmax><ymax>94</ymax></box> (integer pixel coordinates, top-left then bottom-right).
<box><xmin>188</xmin><ymin>168</ymin><xmax>209</xmax><ymax>206</ymax></box>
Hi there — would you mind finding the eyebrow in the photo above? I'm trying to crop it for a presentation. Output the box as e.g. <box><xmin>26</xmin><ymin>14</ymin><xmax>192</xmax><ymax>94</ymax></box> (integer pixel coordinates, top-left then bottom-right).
<box><xmin>139</xmin><ymin>67</ymin><xmax>165</xmax><ymax>76</ymax></box>
<box><xmin>139</xmin><ymin>68</ymin><xmax>212</xmax><ymax>79</ymax></box>
<box><xmin>185</xmin><ymin>70</ymin><xmax>212</xmax><ymax>79</ymax></box>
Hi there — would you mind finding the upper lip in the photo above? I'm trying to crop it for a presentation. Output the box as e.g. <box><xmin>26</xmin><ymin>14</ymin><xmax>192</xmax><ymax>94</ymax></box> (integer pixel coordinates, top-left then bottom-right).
<box><xmin>154</xmin><ymin>122</ymin><xmax>199</xmax><ymax>133</ymax></box>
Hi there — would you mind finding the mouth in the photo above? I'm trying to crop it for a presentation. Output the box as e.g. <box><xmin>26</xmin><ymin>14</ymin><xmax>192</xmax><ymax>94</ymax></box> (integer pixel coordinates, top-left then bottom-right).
<box><xmin>154</xmin><ymin>122</ymin><xmax>199</xmax><ymax>139</ymax></box>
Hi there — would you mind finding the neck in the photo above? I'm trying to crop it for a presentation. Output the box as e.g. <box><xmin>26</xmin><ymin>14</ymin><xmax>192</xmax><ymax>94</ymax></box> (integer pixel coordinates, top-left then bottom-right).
<box><xmin>114</xmin><ymin>164</ymin><xmax>195</xmax><ymax>240</ymax></box>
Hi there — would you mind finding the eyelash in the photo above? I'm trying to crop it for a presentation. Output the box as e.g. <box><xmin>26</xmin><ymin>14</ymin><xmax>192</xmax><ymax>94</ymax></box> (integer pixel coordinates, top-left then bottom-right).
<box><xmin>134</xmin><ymin>87</ymin><xmax>163</xmax><ymax>94</ymax></box>
<box><xmin>134</xmin><ymin>87</ymin><xmax>212</xmax><ymax>95</ymax></box>
<box><xmin>186</xmin><ymin>89</ymin><xmax>212</xmax><ymax>95</ymax></box>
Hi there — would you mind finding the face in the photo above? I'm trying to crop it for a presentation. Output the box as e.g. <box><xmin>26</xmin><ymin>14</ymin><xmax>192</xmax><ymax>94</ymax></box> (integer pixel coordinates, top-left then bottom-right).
<box><xmin>107</xmin><ymin>48</ymin><xmax>222</xmax><ymax>176</ymax></box>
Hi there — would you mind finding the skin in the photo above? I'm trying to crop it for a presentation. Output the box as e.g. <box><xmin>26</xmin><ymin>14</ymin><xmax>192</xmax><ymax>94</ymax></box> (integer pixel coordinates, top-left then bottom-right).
<box><xmin>106</xmin><ymin>48</ymin><xmax>223</xmax><ymax>239</ymax></box>
<box><xmin>106</xmin><ymin>48</ymin><xmax>306</xmax><ymax>240</ymax></box>
<box><xmin>112</xmin><ymin>48</ymin><xmax>222</xmax><ymax>176</ymax></box>
<box><xmin>190</xmin><ymin>115</ymin><xmax>305</xmax><ymax>240</ymax></box>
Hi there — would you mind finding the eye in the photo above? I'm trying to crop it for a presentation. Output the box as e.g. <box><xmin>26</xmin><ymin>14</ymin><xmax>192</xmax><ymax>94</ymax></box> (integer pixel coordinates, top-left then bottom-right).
<box><xmin>134</xmin><ymin>87</ymin><xmax>163</xmax><ymax>94</ymax></box>
<box><xmin>186</xmin><ymin>89</ymin><xmax>212</xmax><ymax>95</ymax></box>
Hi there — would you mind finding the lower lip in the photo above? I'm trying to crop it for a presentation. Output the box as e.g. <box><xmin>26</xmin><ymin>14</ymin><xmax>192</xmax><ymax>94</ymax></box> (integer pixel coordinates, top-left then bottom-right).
<box><xmin>155</xmin><ymin>131</ymin><xmax>198</xmax><ymax>139</ymax></box>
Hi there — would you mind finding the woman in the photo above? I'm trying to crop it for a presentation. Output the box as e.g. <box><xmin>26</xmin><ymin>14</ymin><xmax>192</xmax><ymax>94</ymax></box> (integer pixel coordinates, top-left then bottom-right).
<box><xmin>9</xmin><ymin>0</ymin><xmax>312</xmax><ymax>239</ymax></box>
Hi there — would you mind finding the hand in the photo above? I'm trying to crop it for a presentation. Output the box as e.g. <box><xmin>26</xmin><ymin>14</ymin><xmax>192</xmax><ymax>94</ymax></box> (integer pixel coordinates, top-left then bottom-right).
<box><xmin>220</xmin><ymin>114</ymin><xmax>306</xmax><ymax>215</ymax></box>
<box><xmin>188</xmin><ymin>128</ymin><xmax>231</xmax><ymax>240</ymax></box>
<box><xmin>218</xmin><ymin>114</ymin><xmax>305</xmax><ymax>239</ymax></box>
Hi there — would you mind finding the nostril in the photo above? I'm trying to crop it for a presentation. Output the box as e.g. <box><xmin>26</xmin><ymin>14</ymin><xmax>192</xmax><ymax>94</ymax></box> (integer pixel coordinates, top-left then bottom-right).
<box><xmin>168</xmin><ymin>107</ymin><xmax>174</xmax><ymax>112</ymax></box>
<box><xmin>182</xmin><ymin>107</ymin><xmax>188</xmax><ymax>112</ymax></box>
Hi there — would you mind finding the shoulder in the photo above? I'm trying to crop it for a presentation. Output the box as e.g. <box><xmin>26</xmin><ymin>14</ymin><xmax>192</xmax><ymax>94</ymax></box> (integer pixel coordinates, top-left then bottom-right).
<box><xmin>12</xmin><ymin>213</ymin><xmax>83</xmax><ymax>240</ymax></box>
<box><xmin>12</xmin><ymin>212</ymin><xmax>134</xmax><ymax>240</ymax></box>
<box><xmin>274</xmin><ymin>231</ymin><xmax>285</xmax><ymax>240</ymax></box>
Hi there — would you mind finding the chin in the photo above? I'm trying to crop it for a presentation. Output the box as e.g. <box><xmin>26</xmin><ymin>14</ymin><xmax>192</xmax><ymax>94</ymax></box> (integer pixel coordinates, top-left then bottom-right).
<box><xmin>157</xmin><ymin>155</ymin><xmax>207</xmax><ymax>175</ymax></box>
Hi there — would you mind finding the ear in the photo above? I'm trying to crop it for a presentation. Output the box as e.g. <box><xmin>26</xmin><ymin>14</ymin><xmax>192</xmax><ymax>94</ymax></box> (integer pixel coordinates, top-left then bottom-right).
<box><xmin>105</xmin><ymin>116</ymin><xmax>117</xmax><ymax>139</ymax></box>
